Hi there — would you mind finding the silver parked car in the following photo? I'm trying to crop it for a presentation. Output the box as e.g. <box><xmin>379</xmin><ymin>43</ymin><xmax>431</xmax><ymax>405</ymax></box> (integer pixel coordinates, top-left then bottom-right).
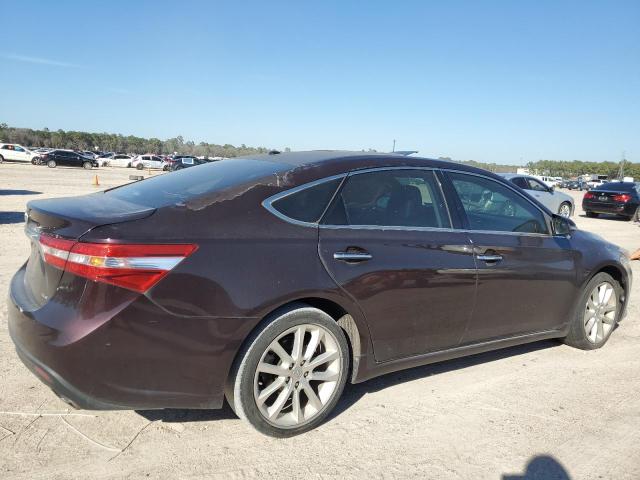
<box><xmin>499</xmin><ymin>173</ymin><xmax>574</xmax><ymax>217</ymax></box>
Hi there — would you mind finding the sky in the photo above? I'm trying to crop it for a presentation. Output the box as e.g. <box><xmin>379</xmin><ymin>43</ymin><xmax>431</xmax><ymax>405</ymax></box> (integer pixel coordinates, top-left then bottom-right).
<box><xmin>1</xmin><ymin>0</ymin><xmax>638</xmax><ymax>165</ymax></box>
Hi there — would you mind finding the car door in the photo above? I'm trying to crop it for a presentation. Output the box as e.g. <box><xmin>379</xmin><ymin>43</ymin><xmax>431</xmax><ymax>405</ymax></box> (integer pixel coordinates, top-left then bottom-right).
<box><xmin>318</xmin><ymin>168</ymin><xmax>477</xmax><ymax>362</ymax></box>
<box><xmin>13</xmin><ymin>146</ymin><xmax>28</xmax><ymax>162</ymax></box>
<box><xmin>443</xmin><ymin>171</ymin><xmax>578</xmax><ymax>343</ymax></box>
<box><xmin>55</xmin><ymin>151</ymin><xmax>70</xmax><ymax>165</ymax></box>
<box><xmin>524</xmin><ymin>177</ymin><xmax>557</xmax><ymax>212</ymax></box>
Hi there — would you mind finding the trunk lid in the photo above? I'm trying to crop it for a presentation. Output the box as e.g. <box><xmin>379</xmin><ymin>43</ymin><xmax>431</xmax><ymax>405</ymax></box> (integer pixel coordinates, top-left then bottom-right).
<box><xmin>23</xmin><ymin>193</ymin><xmax>155</xmax><ymax>307</ymax></box>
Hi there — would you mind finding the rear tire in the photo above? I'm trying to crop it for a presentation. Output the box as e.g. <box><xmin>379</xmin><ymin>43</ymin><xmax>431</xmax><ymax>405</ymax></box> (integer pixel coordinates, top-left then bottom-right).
<box><xmin>47</xmin><ymin>159</ymin><xmax>56</xmax><ymax>168</ymax></box>
<box><xmin>585</xmin><ymin>211</ymin><xmax>598</xmax><ymax>218</ymax></box>
<box><xmin>226</xmin><ymin>305</ymin><xmax>349</xmax><ymax>437</ymax></box>
<box><xmin>563</xmin><ymin>272</ymin><xmax>622</xmax><ymax>350</ymax></box>
<box><xmin>629</xmin><ymin>207</ymin><xmax>640</xmax><ymax>222</ymax></box>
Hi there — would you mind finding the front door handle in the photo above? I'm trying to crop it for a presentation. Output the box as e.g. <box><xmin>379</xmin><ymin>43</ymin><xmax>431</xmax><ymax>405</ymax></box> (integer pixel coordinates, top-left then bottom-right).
<box><xmin>333</xmin><ymin>251</ymin><xmax>373</xmax><ymax>262</ymax></box>
<box><xmin>477</xmin><ymin>254</ymin><xmax>503</xmax><ymax>262</ymax></box>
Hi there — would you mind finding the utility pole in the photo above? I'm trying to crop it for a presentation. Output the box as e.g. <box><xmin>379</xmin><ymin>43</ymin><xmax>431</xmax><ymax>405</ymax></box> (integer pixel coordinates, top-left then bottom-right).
<box><xmin>392</xmin><ymin>139</ymin><xmax>396</xmax><ymax>153</ymax></box>
<box><xmin>617</xmin><ymin>151</ymin><xmax>626</xmax><ymax>180</ymax></box>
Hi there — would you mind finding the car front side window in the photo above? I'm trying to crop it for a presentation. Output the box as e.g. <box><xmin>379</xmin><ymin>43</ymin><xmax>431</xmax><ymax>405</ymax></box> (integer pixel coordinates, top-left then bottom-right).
<box><xmin>527</xmin><ymin>178</ymin><xmax>548</xmax><ymax>192</ymax></box>
<box><xmin>448</xmin><ymin>172</ymin><xmax>548</xmax><ymax>234</ymax></box>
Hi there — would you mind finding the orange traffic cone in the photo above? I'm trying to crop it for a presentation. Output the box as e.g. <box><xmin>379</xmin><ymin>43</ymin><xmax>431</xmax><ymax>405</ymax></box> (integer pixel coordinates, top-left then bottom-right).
<box><xmin>92</xmin><ymin>175</ymin><xmax>100</xmax><ymax>186</ymax></box>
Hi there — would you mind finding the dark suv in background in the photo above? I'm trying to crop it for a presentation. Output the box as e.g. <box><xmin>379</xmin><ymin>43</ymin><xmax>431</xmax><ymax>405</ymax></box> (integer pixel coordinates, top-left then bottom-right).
<box><xmin>8</xmin><ymin>151</ymin><xmax>632</xmax><ymax>437</ymax></box>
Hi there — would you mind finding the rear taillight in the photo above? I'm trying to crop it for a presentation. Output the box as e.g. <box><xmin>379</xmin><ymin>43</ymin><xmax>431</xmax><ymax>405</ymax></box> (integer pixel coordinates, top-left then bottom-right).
<box><xmin>612</xmin><ymin>194</ymin><xmax>631</xmax><ymax>203</ymax></box>
<box><xmin>39</xmin><ymin>234</ymin><xmax>197</xmax><ymax>293</ymax></box>
<box><xmin>583</xmin><ymin>192</ymin><xmax>595</xmax><ymax>199</ymax></box>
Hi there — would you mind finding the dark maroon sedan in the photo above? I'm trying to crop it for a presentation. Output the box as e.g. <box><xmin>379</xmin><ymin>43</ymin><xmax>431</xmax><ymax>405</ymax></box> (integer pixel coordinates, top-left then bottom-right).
<box><xmin>8</xmin><ymin>151</ymin><xmax>632</xmax><ymax>436</ymax></box>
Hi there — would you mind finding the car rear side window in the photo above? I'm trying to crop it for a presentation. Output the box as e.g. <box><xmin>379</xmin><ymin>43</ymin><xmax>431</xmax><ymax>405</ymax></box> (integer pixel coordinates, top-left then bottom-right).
<box><xmin>448</xmin><ymin>172</ymin><xmax>548</xmax><ymax>234</ymax></box>
<box><xmin>323</xmin><ymin>169</ymin><xmax>450</xmax><ymax>228</ymax></box>
<box><xmin>271</xmin><ymin>178</ymin><xmax>343</xmax><ymax>223</ymax></box>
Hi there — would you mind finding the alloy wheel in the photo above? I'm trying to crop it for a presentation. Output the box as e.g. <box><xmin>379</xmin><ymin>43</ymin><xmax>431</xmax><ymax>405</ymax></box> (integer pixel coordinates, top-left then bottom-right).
<box><xmin>253</xmin><ymin>324</ymin><xmax>342</xmax><ymax>428</ymax></box>
<box><xmin>583</xmin><ymin>282</ymin><xmax>617</xmax><ymax>344</ymax></box>
<box><xmin>559</xmin><ymin>203</ymin><xmax>571</xmax><ymax>217</ymax></box>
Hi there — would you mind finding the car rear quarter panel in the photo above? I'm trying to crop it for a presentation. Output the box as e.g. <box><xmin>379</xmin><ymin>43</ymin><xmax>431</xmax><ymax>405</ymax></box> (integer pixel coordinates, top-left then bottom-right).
<box><xmin>83</xmin><ymin>179</ymin><xmax>374</xmax><ymax>386</ymax></box>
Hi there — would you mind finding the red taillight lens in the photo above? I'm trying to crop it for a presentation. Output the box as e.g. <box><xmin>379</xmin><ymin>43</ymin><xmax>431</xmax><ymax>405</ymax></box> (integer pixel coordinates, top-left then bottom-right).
<box><xmin>612</xmin><ymin>194</ymin><xmax>631</xmax><ymax>203</ymax></box>
<box><xmin>39</xmin><ymin>234</ymin><xmax>198</xmax><ymax>293</ymax></box>
<box><xmin>583</xmin><ymin>192</ymin><xmax>595</xmax><ymax>199</ymax></box>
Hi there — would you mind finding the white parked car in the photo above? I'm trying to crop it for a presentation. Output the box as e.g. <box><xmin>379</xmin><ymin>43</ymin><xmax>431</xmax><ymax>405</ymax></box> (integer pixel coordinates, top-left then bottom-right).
<box><xmin>533</xmin><ymin>175</ymin><xmax>560</xmax><ymax>188</ymax></box>
<box><xmin>499</xmin><ymin>173</ymin><xmax>575</xmax><ymax>217</ymax></box>
<box><xmin>0</xmin><ymin>144</ymin><xmax>40</xmax><ymax>164</ymax></box>
<box><xmin>132</xmin><ymin>154</ymin><xmax>164</xmax><ymax>170</ymax></box>
<box><xmin>587</xmin><ymin>179</ymin><xmax>606</xmax><ymax>189</ymax></box>
<box><xmin>105</xmin><ymin>154</ymin><xmax>134</xmax><ymax>168</ymax></box>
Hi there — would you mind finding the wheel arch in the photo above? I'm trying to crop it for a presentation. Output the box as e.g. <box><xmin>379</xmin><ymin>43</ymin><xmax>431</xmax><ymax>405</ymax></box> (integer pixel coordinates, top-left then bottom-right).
<box><xmin>227</xmin><ymin>296</ymin><xmax>369</xmax><ymax>389</ymax></box>
<box><xmin>584</xmin><ymin>263</ymin><xmax>630</xmax><ymax>321</ymax></box>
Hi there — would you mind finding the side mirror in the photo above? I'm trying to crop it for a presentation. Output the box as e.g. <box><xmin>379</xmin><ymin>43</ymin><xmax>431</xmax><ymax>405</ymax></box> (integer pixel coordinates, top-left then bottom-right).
<box><xmin>552</xmin><ymin>214</ymin><xmax>574</xmax><ymax>235</ymax></box>
<box><xmin>548</xmin><ymin>185</ymin><xmax>555</xmax><ymax>193</ymax></box>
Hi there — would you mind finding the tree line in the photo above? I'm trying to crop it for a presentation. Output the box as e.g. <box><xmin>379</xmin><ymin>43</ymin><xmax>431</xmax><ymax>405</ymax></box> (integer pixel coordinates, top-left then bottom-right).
<box><xmin>443</xmin><ymin>157</ymin><xmax>638</xmax><ymax>179</ymax></box>
<box><xmin>1</xmin><ymin>123</ymin><xmax>637</xmax><ymax>178</ymax></box>
<box><xmin>0</xmin><ymin>124</ymin><xmax>277</xmax><ymax>158</ymax></box>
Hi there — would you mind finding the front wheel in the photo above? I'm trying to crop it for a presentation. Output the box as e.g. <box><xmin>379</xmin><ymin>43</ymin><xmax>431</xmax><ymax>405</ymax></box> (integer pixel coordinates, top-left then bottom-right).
<box><xmin>226</xmin><ymin>306</ymin><xmax>349</xmax><ymax>437</ymax></box>
<box><xmin>558</xmin><ymin>202</ymin><xmax>572</xmax><ymax>218</ymax></box>
<box><xmin>136</xmin><ymin>163</ymin><xmax>144</xmax><ymax>170</ymax></box>
<box><xmin>563</xmin><ymin>272</ymin><xmax>622</xmax><ymax>350</ymax></box>
<box><xmin>82</xmin><ymin>161</ymin><xmax>93</xmax><ymax>170</ymax></box>
<box><xmin>0</xmin><ymin>155</ymin><xmax>4</xmax><ymax>163</ymax></box>
<box><xmin>47</xmin><ymin>159</ymin><xmax>57</xmax><ymax>168</ymax></box>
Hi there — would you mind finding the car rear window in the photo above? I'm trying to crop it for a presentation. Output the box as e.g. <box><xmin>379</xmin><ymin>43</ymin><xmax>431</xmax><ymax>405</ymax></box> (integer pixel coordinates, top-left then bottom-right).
<box><xmin>270</xmin><ymin>177</ymin><xmax>343</xmax><ymax>223</ymax></box>
<box><xmin>599</xmin><ymin>182</ymin><xmax>638</xmax><ymax>192</ymax></box>
<box><xmin>106</xmin><ymin>158</ymin><xmax>289</xmax><ymax>208</ymax></box>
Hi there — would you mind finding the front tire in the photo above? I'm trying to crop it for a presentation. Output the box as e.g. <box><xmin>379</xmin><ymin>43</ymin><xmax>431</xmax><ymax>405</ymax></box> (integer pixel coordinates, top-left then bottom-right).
<box><xmin>136</xmin><ymin>163</ymin><xmax>144</xmax><ymax>170</ymax></box>
<box><xmin>82</xmin><ymin>161</ymin><xmax>93</xmax><ymax>170</ymax></box>
<box><xmin>47</xmin><ymin>159</ymin><xmax>57</xmax><ymax>168</ymax></box>
<box><xmin>227</xmin><ymin>305</ymin><xmax>349</xmax><ymax>437</ymax></box>
<box><xmin>563</xmin><ymin>272</ymin><xmax>622</xmax><ymax>350</ymax></box>
<box><xmin>558</xmin><ymin>202</ymin><xmax>572</xmax><ymax>218</ymax></box>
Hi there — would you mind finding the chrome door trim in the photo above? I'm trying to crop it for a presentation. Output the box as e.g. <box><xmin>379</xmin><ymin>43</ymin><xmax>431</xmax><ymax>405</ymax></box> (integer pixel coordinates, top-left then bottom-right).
<box><xmin>262</xmin><ymin>165</ymin><xmax>560</xmax><ymax>238</ymax></box>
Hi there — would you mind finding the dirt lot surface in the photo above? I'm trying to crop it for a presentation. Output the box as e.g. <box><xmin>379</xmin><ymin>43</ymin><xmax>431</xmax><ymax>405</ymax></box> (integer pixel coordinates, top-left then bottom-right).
<box><xmin>1</xmin><ymin>163</ymin><xmax>638</xmax><ymax>479</ymax></box>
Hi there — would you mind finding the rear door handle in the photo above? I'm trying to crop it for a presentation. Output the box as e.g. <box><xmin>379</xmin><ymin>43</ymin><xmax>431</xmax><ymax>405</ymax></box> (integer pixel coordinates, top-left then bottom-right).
<box><xmin>333</xmin><ymin>252</ymin><xmax>373</xmax><ymax>262</ymax></box>
<box><xmin>477</xmin><ymin>254</ymin><xmax>503</xmax><ymax>262</ymax></box>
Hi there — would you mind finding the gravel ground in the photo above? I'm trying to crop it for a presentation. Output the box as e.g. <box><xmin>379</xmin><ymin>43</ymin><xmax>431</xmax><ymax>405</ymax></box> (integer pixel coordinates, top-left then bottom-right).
<box><xmin>1</xmin><ymin>163</ymin><xmax>638</xmax><ymax>479</ymax></box>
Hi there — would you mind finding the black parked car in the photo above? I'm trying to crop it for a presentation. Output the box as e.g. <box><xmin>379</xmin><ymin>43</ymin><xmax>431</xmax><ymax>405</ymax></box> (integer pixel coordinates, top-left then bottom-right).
<box><xmin>168</xmin><ymin>156</ymin><xmax>208</xmax><ymax>171</ymax></box>
<box><xmin>583</xmin><ymin>182</ymin><xmax>640</xmax><ymax>221</ymax></box>
<box><xmin>567</xmin><ymin>180</ymin><xmax>590</xmax><ymax>191</ymax></box>
<box><xmin>40</xmin><ymin>150</ymin><xmax>99</xmax><ymax>169</ymax></box>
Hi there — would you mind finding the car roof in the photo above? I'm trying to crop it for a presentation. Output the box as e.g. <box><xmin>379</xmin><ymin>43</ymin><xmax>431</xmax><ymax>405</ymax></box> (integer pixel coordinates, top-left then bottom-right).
<box><xmin>239</xmin><ymin>150</ymin><xmax>498</xmax><ymax>179</ymax></box>
<box><xmin>498</xmin><ymin>173</ymin><xmax>519</xmax><ymax>179</ymax></box>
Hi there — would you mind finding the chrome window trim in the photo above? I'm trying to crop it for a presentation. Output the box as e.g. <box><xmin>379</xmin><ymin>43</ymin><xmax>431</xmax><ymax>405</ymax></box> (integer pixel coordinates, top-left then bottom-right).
<box><xmin>261</xmin><ymin>173</ymin><xmax>348</xmax><ymax>228</ymax></box>
<box><xmin>262</xmin><ymin>165</ymin><xmax>557</xmax><ymax>237</ymax></box>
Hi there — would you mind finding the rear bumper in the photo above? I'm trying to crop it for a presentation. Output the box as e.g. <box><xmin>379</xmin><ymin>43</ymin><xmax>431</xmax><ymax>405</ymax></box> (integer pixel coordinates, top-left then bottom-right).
<box><xmin>582</xmin><ymin>201</ymin><xmax>638</xmax><ymax>216</ymax></box>
<box><xmin>8</xmin><ymin>265</ymin><xmax>260</xmax><ymax>410</ymax></box>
